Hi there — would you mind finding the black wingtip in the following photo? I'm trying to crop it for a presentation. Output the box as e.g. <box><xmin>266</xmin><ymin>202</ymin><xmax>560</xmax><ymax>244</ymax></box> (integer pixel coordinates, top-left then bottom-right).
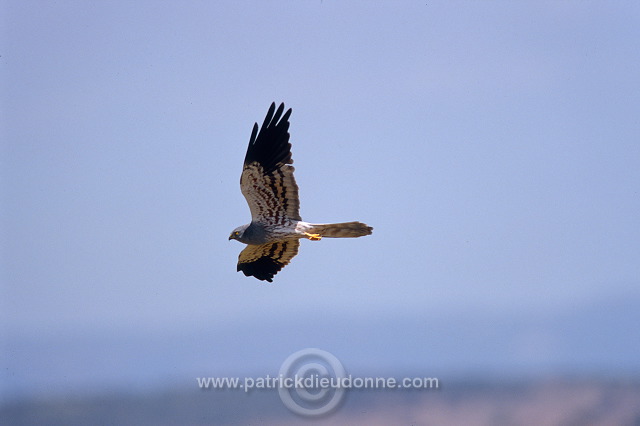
<box><xmin>262</xmin><ymin>103</ymin><xmax>277</xmax><ymax>130</ymax></box>
<box><xmin>249</xmin><ymin>122</ymin><xmax>259</xmax><ymax>145</ymax></box>
<box><xmin>238</xmin><ymin>257</ymin><xmax>281</xmax><ymax>283</ymax></box>
<box><xmin>243</xmin><ymin>102</ymin><xmax>294</xmax><ymax>174</ymax></box>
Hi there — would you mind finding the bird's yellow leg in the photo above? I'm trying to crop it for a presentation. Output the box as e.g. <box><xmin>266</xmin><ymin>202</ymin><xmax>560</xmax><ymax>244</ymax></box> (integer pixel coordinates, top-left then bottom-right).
<box><xmin>304</xmin><ymin>232</ymin><xmax>322</xmax><ymax>241</ymax></box>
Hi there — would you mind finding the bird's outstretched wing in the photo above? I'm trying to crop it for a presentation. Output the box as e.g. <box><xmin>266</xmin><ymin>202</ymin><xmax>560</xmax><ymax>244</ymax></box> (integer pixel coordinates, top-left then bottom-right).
<box><xmin>240</xmin><ymin>103</ymin><xmax>301</xmax><ymax>225</ymax></box>
<box><xmin>237</xmin><ymin>240</ymin><xmax>300</xmax><ymax>282</ymax></box>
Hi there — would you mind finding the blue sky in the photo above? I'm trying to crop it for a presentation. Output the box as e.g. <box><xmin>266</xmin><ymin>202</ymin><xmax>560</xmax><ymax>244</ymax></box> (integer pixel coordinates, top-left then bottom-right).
<box><xmin>2</xmin><ymin>1</ymin><xmax>640</xmax><ymax>397</ymax></box>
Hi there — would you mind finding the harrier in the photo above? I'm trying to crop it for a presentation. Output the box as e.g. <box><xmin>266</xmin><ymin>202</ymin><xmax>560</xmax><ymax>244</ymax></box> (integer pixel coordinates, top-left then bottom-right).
<box><xmin>229</xmin><ymin>103</ymin><xmax>372</xmax><ymax>282</ymax></box>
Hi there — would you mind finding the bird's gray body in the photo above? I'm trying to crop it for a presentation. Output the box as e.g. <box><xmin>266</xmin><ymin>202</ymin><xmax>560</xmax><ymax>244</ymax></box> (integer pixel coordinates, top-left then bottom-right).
<box><xmin>231</xmin><ymin>221</ymin><xmax>295</xmax><ymax>245</ymax></box>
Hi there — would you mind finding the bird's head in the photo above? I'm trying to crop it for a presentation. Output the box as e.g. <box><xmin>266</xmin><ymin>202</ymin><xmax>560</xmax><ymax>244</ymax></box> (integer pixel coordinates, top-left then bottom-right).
<box><xmin>229</xmin><ymin>224</ymin><xmax>249</xmax><ymax>241</ymax></box>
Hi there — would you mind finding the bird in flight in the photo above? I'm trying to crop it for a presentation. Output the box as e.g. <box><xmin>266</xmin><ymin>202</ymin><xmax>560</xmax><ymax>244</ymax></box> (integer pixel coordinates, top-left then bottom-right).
<box><xmin>229</xmin><ymin>103</ymin><xmax>373</xmax><ymax>282</ymax></box>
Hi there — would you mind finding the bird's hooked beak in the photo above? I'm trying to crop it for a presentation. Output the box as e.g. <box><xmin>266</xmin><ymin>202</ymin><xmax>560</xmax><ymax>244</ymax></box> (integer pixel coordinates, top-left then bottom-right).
<box><xmin>228</xmin><ymin>234</ymin><xmax>234</xmax><ymax>241</ymax></box>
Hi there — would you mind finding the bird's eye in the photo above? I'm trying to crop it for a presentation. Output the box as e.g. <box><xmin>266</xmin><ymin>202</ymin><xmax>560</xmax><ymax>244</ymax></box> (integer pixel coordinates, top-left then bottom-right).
<box><xmin>234</xmin><ymin>231</ymin><xmax>239</xmax><ymax>236</ymax></box>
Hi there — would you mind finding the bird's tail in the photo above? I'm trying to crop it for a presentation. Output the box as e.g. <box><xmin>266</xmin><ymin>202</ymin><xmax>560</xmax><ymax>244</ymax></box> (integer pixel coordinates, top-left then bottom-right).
<box><xmin>306</xmin><ymin>221</ymin><xmax>373</xmax><ymax>238</ymax></box>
